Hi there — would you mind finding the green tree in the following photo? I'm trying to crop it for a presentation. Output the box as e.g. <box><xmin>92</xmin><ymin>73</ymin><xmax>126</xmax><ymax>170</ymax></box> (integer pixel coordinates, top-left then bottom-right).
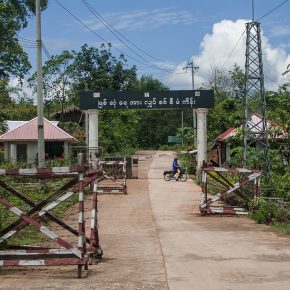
<box><xmin>206</xmin><ymin>65</ymin><xmax>244</xmax><ymax>141</ymax></box>
<box><xmin>68</xmin><ymin>44</ymin><xmax>137</xmax><ymax>103</ymax></box>
<box><xmin>28</xmin><ymin>50</ymin><xmax>74</xmax><ymax>117</ymax></box>
<box><xmin>0</xmin><ymin>0</ymin><xmax>47</xmax><ymax>82</ymax></box>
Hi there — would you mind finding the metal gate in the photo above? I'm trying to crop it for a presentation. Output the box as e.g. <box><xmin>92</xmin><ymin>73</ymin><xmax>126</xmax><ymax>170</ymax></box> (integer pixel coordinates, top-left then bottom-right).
<box><xmin>0</xmin><ymin>165</ymin><xmax>102</xmax><ymax>278</ymax></box>
<box><xmin>199</xmin><ymin>164</ymin><xmax>261</xmax><ymax>215</ymax></box>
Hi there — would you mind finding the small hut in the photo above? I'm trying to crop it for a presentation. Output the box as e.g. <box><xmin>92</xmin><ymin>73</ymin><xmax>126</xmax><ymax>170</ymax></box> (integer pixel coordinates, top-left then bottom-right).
<box><xmin>0</xmin><ymin>117</ymin><xmax>78</xmax><ymax>164</ymax></box>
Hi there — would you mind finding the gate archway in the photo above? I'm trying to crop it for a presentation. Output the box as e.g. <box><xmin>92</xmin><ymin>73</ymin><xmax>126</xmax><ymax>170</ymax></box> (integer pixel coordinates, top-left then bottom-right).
<box><xmin>79</xmin><ymin>89</ymin><xmax>215</xmax><ymax>169</ymax></box>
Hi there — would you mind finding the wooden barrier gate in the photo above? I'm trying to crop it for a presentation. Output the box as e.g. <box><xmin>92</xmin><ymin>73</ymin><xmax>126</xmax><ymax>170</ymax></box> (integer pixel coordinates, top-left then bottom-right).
<box><xmin>199</xmin><ymin>165</ymin><xmax>261</xmax><ymax>215</ymax></box>
<box><xmin>0</xmin><ymin>166</ymin><xmax>103</xmax><ymax>278</ymax></box>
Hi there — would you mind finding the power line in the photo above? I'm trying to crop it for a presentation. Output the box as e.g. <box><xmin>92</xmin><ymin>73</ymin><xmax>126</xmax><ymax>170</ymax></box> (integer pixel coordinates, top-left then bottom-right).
<box><xmin>257</xmin><ymin>0</ymin><xmax>289</xmax><ymax>21</ymax></box>
<box><xmin>18</xmin><ymin>36</ymin><xmax>36</xmax><ymax>44</ymax></box>
<box><xmin>220</xmin><ymin>0</ymin><xmax>289</xmax><ymax>71</ymax></box>
<box><xmin>221</xmin><ymin>28</ymin><xmax>246</xmax><ymax>70</ymax></box>
<box><xmin>54</xmin><ymin>0</ymin><xmax>179</xmax><ymax>74</ymax></box>
<box><xmin>81</xmin><ymin>0</ymin><xmax>176</xmax><ymax>68</ymax></box>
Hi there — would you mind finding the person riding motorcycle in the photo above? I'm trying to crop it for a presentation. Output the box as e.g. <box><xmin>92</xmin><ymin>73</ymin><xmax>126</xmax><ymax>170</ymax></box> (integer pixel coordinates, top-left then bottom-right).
<box><xmin>172</xmin><ymin>158</ymin><xmax>181</xmax><ymax>181</ymax></box>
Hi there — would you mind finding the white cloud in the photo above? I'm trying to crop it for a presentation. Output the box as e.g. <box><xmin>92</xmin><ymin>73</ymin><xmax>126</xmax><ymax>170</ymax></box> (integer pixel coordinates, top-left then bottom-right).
<box><xmin>84</xmin><ymin>8</ymin><xmax>195</xmax><ymax>32</ymax></box>
<box><xmin>162</xmin><ymin>19</ymin><xmax>290</xmax><ymax>90</ymax></box>
<box><xmin>9</xmin><ymin>78</ymin><xmax>35</xmax><ymax>102</ymax></box>
<box><xmin>270</xmin><ymin>25</ymin><xmax>290</xmax><ymax>37</ymax></box>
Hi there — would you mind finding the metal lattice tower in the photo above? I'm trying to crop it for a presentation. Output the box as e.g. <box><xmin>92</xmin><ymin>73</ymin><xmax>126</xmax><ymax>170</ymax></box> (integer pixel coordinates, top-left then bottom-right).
<box><xmin>243</xmin><ymin>21</ymin><xmax>270</xmax><ymax>177</ymax></box>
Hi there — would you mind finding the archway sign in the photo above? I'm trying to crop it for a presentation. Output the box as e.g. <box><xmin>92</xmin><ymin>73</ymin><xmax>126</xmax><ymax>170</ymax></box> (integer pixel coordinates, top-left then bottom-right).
<box><xmin>79</xmin><ymin>90</ymin><xmax>214</xmax><ymax>168</ymax></box>
<box><xmin>80</xmin><ymin>90</ymin><xmax>214</xmax><ymax>110</ymax></box>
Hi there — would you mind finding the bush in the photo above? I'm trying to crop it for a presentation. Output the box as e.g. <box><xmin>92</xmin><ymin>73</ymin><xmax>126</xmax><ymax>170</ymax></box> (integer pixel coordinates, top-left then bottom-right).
<box><xmin>251</xmin><ymin>199</ymin><xmax>290</xmax><ymax>224</ymax></box>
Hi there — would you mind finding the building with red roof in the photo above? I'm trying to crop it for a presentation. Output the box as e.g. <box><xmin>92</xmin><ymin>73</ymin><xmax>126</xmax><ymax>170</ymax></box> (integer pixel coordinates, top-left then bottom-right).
<box><xmin>210</xmin><ymin>113</ymin><xmax>289</xmax><ymax>166</ymax></box>
<box><xmin>0</xmin><ymin>117</ymin><xmax>78</xmax><ymax>164</ymax></box>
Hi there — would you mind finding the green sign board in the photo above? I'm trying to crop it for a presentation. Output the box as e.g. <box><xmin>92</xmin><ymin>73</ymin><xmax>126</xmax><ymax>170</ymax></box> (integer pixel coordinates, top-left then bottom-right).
<box><xmin>79</xmin><ymin>90</ymin><xmax>214</xmax><ymax>110</ymax></box>
<box><xmin>168</xmin><ymin>136</ymin><xmax>182</xmax><ymax>144</ymax></box>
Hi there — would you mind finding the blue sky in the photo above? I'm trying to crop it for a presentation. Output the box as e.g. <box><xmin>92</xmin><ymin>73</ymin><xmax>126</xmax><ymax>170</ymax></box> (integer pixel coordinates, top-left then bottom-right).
<box><xmin>18</xmin><ymin>0</ymin><xmax>290</xmax><ymax>91</ymax></box>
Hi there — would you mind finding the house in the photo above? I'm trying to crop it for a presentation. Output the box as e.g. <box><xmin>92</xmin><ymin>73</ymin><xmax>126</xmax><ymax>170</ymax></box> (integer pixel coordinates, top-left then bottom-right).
<box><xmin>210</xmin><ymin>113</ymin><xmax>289</xmax><ymax>166</ymax></box>
<box><xmin>0</xmin><ymin>117</ymin><xmax>78</xmax><ymax>164</ymax></box>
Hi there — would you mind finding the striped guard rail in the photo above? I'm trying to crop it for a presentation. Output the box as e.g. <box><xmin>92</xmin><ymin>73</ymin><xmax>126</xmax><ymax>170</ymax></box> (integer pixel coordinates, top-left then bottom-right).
<box><xmin>200</xmin><ymin>206</ymin><xmax>248</xmax><ymax>215</ymax></box>
<box><xmin>200</xmin><ymin>172</ymin><xmax>261</xmax><ymax>209</ymax></box>
<box><xmin>203</xmin><ymin>167</ymin><xmax>260</xmax><ymax>173</ymax></box>
<box><xmin>0</xmin><ymin>166</ymin><xmax>86</xmax><ymax>176</ymax></box>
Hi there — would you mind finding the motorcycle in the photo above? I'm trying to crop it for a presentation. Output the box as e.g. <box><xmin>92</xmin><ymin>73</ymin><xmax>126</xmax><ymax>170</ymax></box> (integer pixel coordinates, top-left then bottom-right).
<box><xmin>163</xmin><ymin>167</ymin><xmax>188</xmax><ymax>182</ymax></box>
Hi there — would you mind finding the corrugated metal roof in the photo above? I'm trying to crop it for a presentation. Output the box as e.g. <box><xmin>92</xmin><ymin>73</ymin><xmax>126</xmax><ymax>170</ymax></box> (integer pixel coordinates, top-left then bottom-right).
<box><xmin>5</xmin><ymin>120</ymin><xmax>59</xmax><ymax>132</ymax></box>
<box><xmin>0</xmin><ymin>117</ymin><xmax>78</xmax><ymax>143</ymax></box>
<box><xmin>214</xmin><ymin>113</ymin><xmax>288</xmax><ymax>142</ymax></box>
<box><xmin>216</xmin><ymin>128</ymin><xmax>236</xmax><ymax>141</ymax></box>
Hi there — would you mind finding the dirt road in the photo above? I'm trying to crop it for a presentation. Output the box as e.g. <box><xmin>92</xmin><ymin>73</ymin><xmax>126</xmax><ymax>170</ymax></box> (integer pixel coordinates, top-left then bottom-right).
<box><xmin>1</xmin><ymin>150</ymin><xmax>290</xmax><ymax>289</ymax></box>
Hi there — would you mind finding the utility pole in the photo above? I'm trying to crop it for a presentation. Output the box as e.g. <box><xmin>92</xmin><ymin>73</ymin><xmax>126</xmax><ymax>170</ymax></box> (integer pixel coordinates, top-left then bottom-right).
<box><xmin>36</xmin><ymin>0</ymin><xmax>45</xmax><ymax>167</ymax></box>
<box><xmin>184</xmin><ymin>61</ymin><xmax>199</xmax><ymax>148</ymax></box>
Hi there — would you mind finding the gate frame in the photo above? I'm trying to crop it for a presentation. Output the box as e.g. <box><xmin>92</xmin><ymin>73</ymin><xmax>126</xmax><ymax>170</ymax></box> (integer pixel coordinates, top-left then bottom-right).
<box><xmin>0</xmin><ymin>165</ymin><xmax>102</xmax><ymax>278</ymax></box>
<box><xmin>97</xmin><ymin>158</ymin><xmax>127</xmax><ymax>194</ymax></box>
<box><xmin>199</xmin><ymin>164</ymin><xmax>261</xmax><ymax>215</ymax></box>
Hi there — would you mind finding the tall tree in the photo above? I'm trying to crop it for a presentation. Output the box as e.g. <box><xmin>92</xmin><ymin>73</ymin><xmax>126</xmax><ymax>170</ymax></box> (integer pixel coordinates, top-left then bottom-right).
<box><xmin>28</xmin><ymin>50</ymin><xmax>74</xmax><ymax>116</ymax></box>
<box><xmin>0</xmin><ymin>0</ymin><xmax>47</xmax><ymax>82</ymax></box>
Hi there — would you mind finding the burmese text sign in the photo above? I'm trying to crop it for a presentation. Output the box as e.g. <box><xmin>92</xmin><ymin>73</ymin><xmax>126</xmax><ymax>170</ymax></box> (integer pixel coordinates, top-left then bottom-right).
<box><xmin>79</xmin><ymin>90</ymin><xmax>214</xmax><ymax>110</ymax></box>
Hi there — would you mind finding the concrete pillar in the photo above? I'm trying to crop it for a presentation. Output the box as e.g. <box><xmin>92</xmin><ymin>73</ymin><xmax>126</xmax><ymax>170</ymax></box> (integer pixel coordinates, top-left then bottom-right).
<box><xmin>197</xmin><ymin>108</ymin><xmax>208</xmax><ymax>169</ymax></box>
<box><xmin>4</xmin><ymin>142</ymin><xmax>9</xmax><ymax>161</ymax></box>
<box><xmin>10</xmin><ymin>143</ymin><xmax>17</xmax><ymax>164</ymax></box>
<box><xmin>64</xmin><ymin>141</ymin><xmax>69</xmax><ymax>162</ymax></box>
<box><xmin>88</xmin><ymin>110</ymin><xmax>99</xmax><ymax>164</ymax></box>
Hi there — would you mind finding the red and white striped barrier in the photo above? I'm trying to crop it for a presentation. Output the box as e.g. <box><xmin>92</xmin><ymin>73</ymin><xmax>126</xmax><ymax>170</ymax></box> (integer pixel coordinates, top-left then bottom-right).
<box><xmin>0</xmin><ymin>196</ymin><xmax>82</xmax><ymax>259</ymax></box>
<box><xmin>0</xmin><ymin>165</ymin><xmax>102</xmax><ymax>277</ymax></box>
<box><xmin>200</xmin><ymin>206</ymin><xmax>248</xmax><ymax>215</ymax></box>
<box><xmin>0</xmin><ymin>166</ymin><xmax>86</xmax><ymax>176</ymax></box>
<box><xmin>203</xmin><ymin>167</ymin><xmax>260</xmax><ymax>173</ymax></box>
<box><xmin>97</xmin><ymin>158</ymin><xmax>127</xmax><ymax>194</ymax></box>
<box><xmin>199</xmin><ymin>166</ymin><xmax>261</xmax><ymax>216</ymax></box>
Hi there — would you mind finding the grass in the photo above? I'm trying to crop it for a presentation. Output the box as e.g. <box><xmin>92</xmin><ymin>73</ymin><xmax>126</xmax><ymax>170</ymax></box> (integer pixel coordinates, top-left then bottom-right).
<box><xmin>0</xmin><ymin>176</ymin><xmax>88</xmax><ymax>248</ymax></box>
<box><xmin>272</xmin><ymin>222</ymin><xmax>290</xmax><ymax>235</ymax></box>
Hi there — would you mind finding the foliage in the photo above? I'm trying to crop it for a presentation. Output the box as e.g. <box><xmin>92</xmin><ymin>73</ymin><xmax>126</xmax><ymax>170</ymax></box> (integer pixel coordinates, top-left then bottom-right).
<box><xmin>251</xmin><ymin>199</ymin><xmax>290</xmax><ymax>225</ymax></box>
<box><xmin>100</xmin><ymin>110</ymin><xmax>140</xmax><ymax>153</ymax></box>
<box><xmin>176</xmin><ymin>126</ymin><xmax>194</xmax><ymax>147</ymax></box>
<box><xmin>282</xmin><ymin>64</ymin><xmax>290</xmax><ymax>76</ymax></box>
<box><xmin>206</xmin><ymin>65</ymin><xmax>244</xmax><ymax>141</ymax></box>
<box><xmin>28</xmin><ymin>50</ymin><xmax>75</xmax><ymax>115</ymax></box>
<box><xmin>0</xmin><ymin>0</ymin><xmax>47</xmax><ymax>81</ymax></box>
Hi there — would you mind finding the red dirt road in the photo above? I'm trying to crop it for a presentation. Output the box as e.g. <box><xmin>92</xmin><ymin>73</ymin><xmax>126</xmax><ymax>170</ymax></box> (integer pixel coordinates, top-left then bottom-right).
<box><xmin>1</xmin><ymin>150</ymin><xmax>290</xmax><ymax>290</ymax></box>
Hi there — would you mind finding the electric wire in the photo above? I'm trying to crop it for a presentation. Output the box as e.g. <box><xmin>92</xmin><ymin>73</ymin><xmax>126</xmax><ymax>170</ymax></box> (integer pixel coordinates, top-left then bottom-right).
<box><xmin>220</xmin><ymin>0</ymin><xmax>289</xmax><ymax>72</ymax></box>
<box><xmin>81</xmin><ymin>0</ymin><xmax>178</xmax><ymax>68</ymax></box>
<box><xmin>221</xmin><ymin>28</ymin><xmax>246</xmax><ymax>70</ymax></box>
<box><xmin>257</xmin><ymin>0</ymin><xmax>289</xmax><ymax>21</ymax></box>
<box><xmin>54</xmin><ymin>0</ymin><xmax>180</xmax><ymax>74</ymax></box>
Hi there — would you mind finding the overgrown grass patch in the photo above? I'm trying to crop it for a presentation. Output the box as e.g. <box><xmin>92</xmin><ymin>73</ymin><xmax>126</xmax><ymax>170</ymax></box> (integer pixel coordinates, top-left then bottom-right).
<box><xmin>0</xmin><ymin>176</ymin><xmax>90</xmax><ymax>248</ymax></box>
<box><xmin>272</xmin><ymin>222</ymin><xmax>290</xmax><ymax>235</ymax></box>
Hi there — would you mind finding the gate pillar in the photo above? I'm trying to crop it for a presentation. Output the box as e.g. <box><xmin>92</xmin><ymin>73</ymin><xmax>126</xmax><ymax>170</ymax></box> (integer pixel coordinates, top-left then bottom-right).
<box><xmin>88</xmin><ymin>109</ymin><xmax>99</xmax><ymax>163</ymax></box>
<box><xmin>197</xmin><ymin>108</ymin><xmax>208</xmax><ymax>170</ymax></box>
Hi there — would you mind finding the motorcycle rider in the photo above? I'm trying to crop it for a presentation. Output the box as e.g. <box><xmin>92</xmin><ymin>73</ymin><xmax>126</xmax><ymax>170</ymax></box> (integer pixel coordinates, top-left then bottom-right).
<box><xmin>172</xmin><ymin>158</ymin><xmax>181</xmax><ymax>181</ymax></box>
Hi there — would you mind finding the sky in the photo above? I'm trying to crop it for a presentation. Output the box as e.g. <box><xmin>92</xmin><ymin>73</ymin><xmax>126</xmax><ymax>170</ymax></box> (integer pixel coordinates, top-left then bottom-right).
<box><xmin>18</xmin><ymin>0</ymin><xmax>290</xmax><ymax>94</ymax></box>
